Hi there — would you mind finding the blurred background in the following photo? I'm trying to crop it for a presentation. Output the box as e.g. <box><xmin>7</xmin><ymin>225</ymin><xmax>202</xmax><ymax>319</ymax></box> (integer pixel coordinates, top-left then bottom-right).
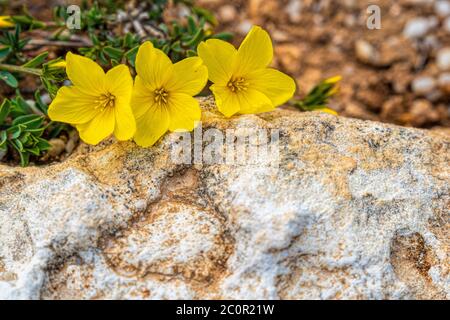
<box><xmin>2</xmin><ymin>0</ymin><xmax>450</xmax><ymax>129</ymax></box>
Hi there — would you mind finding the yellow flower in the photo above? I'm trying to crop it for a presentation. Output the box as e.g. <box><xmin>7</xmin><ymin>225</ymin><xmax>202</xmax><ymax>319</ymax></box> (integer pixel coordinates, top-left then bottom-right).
<box><xmin>197</xmin><ymin>25</ymin><xmax>296</xmax><ymax>117</ymax></box>
<box><xmin>0</xmin><ymin>16</ymin><xmax>14</xmax><ymax>28</ymax></box>
<box><xmin>131</xmin><ymin>41</ymin><xmax>208</xmax><ymax>147</ymax></box>
<box><xmin>324</xmin><ymin>75</ymin><xmax>342</xmax><ymax>85</ymax></box>
<box><xmin>48</xmin><ymin>60</ymin><xmax>67</xmax><ymax>69</ymax></box>
<box><xmin>316</xmin><ymin>107</ymin><xmax>338</xmax><ymax>116</ymax></box>
<box><xmin>324</xmin><ymin>75</ymin><xmax>342</xmax><ymax>96</ymax></box>
<box><xmin>48</xmin><ymin>52</ymin><xmax>135</xmax><ymax>145</ymax></box>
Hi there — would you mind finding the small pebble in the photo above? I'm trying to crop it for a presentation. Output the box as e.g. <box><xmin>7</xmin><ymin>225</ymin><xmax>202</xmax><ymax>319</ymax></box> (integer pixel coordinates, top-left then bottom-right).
<box><xmin>272</xmin><ymin>30</ymin><xmax>289</xmax><ymax>42</ymax></box>
<box><xmin>237</xmin><ymin>20</ymin><xmax>253</xmax><ymax>35</ymax></box>
<box><xmin>436</xmin><ymin>47</ymin><xmax>450</xmax><ymax>71</ymax></box>
<box><xmin>410</xmin><ymin>99</ymin><xmax>440</xmax><ymax>126</ymax></box>
<box><xmin>403</xmin><ymin>0</ymin><xmax>434</xmax><ymax>4</ymax></box>
<box><xmin>435</xmin><ymin>0</ymin><xmax>450</xmax><ymax>17</ymax></box>
<box><xmin>48</xmin><ymin>139</ymin><xmax>66</xmax><ymax>158</ymax></box>
<box><xmin>285</xmin><ymin>0</ymin><xmax>302</xmax><ymax>23</ymax></box>
<box><xmin>438</xmin><ymin>72</ymin><xmax>450</xmax><ymax>93</ymax></box>
<box><xmin>444</xmin><ymin>17</ymin><xmax>450</xmax><ymax>32</ymax></box>
<box><xmin>403</xmin><ymin>17</ymin><xmax>437</xmax><ymax>39</ymax></box>
<box><xmin>65</xmin><ymin>131</ymin><xmax>80</xmax><ymax>154</ymax></box>
<box><xmin>342</xmin><ymin>0</ymin><xmax>358</xmax><ymax>9</ymax></box>
<box><xmin>40</xmin><ymin>93</ymin><xmax>51</xmax><ymax>105</ymax></box>
<box><xmin>355</xmin><ymin>40</ymin><xmax>379</xmax><ymax>65</ymax></box>
<box><xmin>426</xmin><ymin>90</ymin><xmax>443</xmax><ymax>102</ymax></box>
<box><xmin>412</xmin><ymin>76</ymin><xmax>437</xmax><ymax>95</ymax></box>
<box><xmin>218</xmin><ymin>5</ymin><xmax>237</xmax><ymax>23</ymax></box>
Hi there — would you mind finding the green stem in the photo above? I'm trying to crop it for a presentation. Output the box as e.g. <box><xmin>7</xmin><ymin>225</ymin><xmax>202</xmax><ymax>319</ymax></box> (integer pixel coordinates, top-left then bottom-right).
<box><xmin>0</xmin><ymin>63</ymin><xmax>42</xmax><ymax>76</ymax></box>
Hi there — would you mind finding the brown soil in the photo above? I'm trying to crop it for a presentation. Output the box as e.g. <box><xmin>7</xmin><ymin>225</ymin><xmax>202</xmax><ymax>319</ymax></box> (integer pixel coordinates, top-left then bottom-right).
<box><xmin>3</xmin><ymin>0</ymin><xmax>449</xmax><ymax>130</ymax></box>
<box><xmin>199</xmin><ymin>0</ymin><xmax>450</xmax><ymax>128</ymax></box>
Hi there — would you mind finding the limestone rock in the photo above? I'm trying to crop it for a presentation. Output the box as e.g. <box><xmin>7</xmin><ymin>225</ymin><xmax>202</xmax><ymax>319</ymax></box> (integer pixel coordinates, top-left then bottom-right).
<box><xmin>0</xmin><ymin>97</ymin><xmax>448</xmax><ymax>300</ymax></box>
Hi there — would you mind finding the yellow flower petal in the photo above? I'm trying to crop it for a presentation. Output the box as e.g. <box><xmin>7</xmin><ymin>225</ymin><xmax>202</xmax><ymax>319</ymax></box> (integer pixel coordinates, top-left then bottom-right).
<box><xmin>105</xmin><ymin>64</ymin><xmax>133</xmax><ymax>97</ymax></box>
<box><xmin>247</xmin><ymin>68</ymin><xmax>296</xmax><ymax>106</ymax></box>
<box><xmin>236</xmin><ymin>88</ymin><xmax>274</xmax><ymax>114</ymax></box>
<box><xmin>316</xmin><ymin>108</ymin><xmax>338</xmax><ymax>116</ymax></box>
<box><xmin>324</xmin><ymin>75</ymin><xmax>342</xmax><ymax>84</ymax></box>
<box><xmin>48</xmin><ymin>86</ymin><xmax>98</xmax><ymax>124</ymax></box>
<box><xmin>134</xmin><ymin>105</ymin><xmax>170</xmax><ymax>147</ymax></box>
<box><xmin>103</xmin><ymin>64</ymin><xmax>135</xmax><ymax>140</ymax></box>
<box><xmin>197</xmin><ymin>39</ymin><xmax>237</xmax><ymax>85</ymax></box>
<box><xmin>168</xmin><ymin>93</ymin><xmax>201</xmax><ymax>131</ymax></box>
<box><xmin>166</xmin><ymin>57</ymin><xmax>208</xmax><ymax>95</ymax></box>
<box><xmin>49</xmin><ymin>60</ymin><xmax>66</xmax><ymax>68</ymax></box>
<box><xmin>65</xmin><ymin>52</ymin><xmax>105</xmax><ymax>94</ymax></box>
<box><xmin>211</xmin><ymin>85</ymin><xmax>273</xmax><ymax>116</ymax></box>
<box><xmin>135</xmin><ymin>41</ymin><xmax>173</xmax><ymax>89</ymax></box>
<box><xmin>113</xmin><ymin>100</ymin><xmax>136</xmax><ymax>141</ymax></box>
<box><xmin>0</xmin><ymin>16</ymin><xmax>14</xmax><ymax>28</ymax></box>
<box><xmin>131</xmin><ymin>75</ymin><xmax>154</xmax><ymax>119</ymax></box>
<box><xmin>210</xmin><ymin>84</ymin><xmax>241</xmax><ymax>117</ymax></box>
<box><xmin>77</xmin><ymin>108</ymin><xmax>115</xmax><ymax>145</ymax></box>
<box><xmin>234</xmin><ymin>26</ymin><xmax>273</xmax><ymax>76</ymax></box>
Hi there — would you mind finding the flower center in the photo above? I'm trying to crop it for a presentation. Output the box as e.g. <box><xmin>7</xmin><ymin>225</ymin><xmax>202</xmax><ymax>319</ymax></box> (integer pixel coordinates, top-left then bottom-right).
<box><xmin>95</xmin><ymin>92</ymin><xmax>116</xmax><ymax>111</ymax></box>
<box><xmin>227</xmin><ymin>77</ymin><xmax>248</xmax><ymax>92</ymax></box>
<box><xmin>154</xmin><ymin>87</ymin><xmax>169</xmax><ymax>106</ymax></box>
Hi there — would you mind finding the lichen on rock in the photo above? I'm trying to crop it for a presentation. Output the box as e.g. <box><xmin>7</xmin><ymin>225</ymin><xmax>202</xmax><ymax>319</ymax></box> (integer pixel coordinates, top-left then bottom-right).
<box><xmin>0</xmin><ymin>97</ymin><xmax>448</xmax><ymax>300</ymax></box>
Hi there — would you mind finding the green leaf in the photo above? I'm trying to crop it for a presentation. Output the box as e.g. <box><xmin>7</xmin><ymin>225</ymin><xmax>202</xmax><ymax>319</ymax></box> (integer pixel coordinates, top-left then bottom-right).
<box><xmin>184</xmin><ymin>28</ymin><xmax>204</xmax><ymax>47</ymax></box>
<box><xmin>0</xmin><ymin>131</ymin><xmax>7</xmax><ymax>146</ymax></box>
<box><xmin>171</xmin><ymin>41</ymin><xmax>183</xmax><ymax>53</ymax></box>
<box><xmin>36</xmin><ymin>138</ymin><xmax>51</xmax><ymax>150</ymax></box>
<box><xmin>0</xmin><ymin>71</ymin><xmax>18</xmax><ymax>88</ymax></box>
<box><xmin>0</xmin><ymin>99</ymin><xmax>11</xmax><ymax>125</ymax></box>
<box><xmin>26</xmin><ymin>146</ymin><xmax>41</xmax><ymax>156</ymax></box>
<box><xmin>9</xmin><ymin>96</ymin><xmax>32</xmax><ymax>116</ymax></box>
<box><xmin>187</xmin><ymin>16</ymin><xmax>197</xmax><ymax>34</ymax></box>
<box><xmin>12</xmin><ymin>114</ymin><xmax>43</xmax><ymax>127</ymax></box>
<box><xmin>10</xmin><ymin>138</ymin><xmax>24</xmax><ymax>152</ymax></box>
<box><xmin>18</xmin><ymin>151</ymin><xmax>29</xmax><ymax>167</ymax></box>
<box><xmin>0</xmin><ymin>47</ymin><xmax>11</xmax><ymax>61</ymax></box>
<box><xmin>192</xmin><ymin>7</ymin><xmax>217</xmax><ymax>26</ymax></box>
<box><xmin>161</xmin><ymin>43</ymin><xmax>170</xmax><ymax>54</ymax></box>
<box><xmin>7</xmin><ymin>126</ymin><xmax>22</xmax><ymax>139</ymax></box>
<box><xmin>124</xmin><ymin>46</ymin><xmax>138</xmax><ymax>67</ymax></box>
<box><xmin>186</xmin><ymin>50</ymin><xmax>197</xmax><ymax>57</ymax></box>
<box><xmin>34</xmin><ymin>91</ymin><xmax>48</xmax><ymax>115</ymax></box>
<box><xmin>0</xmin><ymin>142</ymin><xmax>6</xmax><ymax>154</ymax></box>
<box><xmin>103</xmin><ymin>46</ymin><xmax>123</xmax><ymax>61</ymax></box>
<box><xmin>212</xmin><ymin>32</ymin><xmax>233</xmax><ymax>41</ymax></box>
<box><xmin>22</xmin><ymin>51</ymin><xmax>49</xmax><ymax>68</ymax></box>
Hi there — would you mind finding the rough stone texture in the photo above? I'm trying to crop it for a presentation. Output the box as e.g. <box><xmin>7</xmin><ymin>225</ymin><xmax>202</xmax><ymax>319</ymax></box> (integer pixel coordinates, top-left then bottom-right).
<box><xmin>0</xmin><ymin>97</ymin><xmax>448</xmax><ymax>300</ymax></box>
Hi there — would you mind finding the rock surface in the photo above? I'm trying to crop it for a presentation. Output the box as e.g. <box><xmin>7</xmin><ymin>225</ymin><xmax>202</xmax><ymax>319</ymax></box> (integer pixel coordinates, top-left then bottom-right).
<box><xmin>0</xmin><ymin>97</ymin><xmax>448</xmax><ymax>300</ymax></box>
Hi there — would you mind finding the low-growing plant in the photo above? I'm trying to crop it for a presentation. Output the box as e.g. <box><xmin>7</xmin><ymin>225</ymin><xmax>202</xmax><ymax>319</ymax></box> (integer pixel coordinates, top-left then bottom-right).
<box><xmin>0</xmin><ymin>0</ymin><xmax>232</xmax><ymax>166</ymax></box>
<box><xmin>0</xmin><ymin>0</ymin><xmax>339</xmax><ymax>167</ymax></box>
<box><xmin>291</xmin><ymin>76</ymin><xmax>341</xmax><ymax>115</ymax></box>
<box><xmin>0</xmin><ymin>94</ymin><xmax>69</xmax><ymax>166</ymax></box>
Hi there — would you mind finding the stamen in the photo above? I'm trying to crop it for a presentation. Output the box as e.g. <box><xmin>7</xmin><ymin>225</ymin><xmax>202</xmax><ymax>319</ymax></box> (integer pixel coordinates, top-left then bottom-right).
<box><xmin>227</xmin><ymin>77</ymin><xmax>248</xmax><ymax>92</ymax></box>
<box><xmin>154</xmin><ymin>87</ymin><xmax>169</xmax><ymax>106</ymax></box>
<box><xmin>95</xmin><ymin>92</ymin><xmax>116</xmax><ymax>111</ymax></box>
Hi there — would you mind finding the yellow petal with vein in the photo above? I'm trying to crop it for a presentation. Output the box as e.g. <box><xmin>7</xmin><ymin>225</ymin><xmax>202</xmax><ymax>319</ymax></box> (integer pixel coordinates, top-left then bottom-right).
<box><xmin>197</xmin><ymin>39</ymin><xmax>237</xmax><ymax>85</ymax></box>
<box><xmin>168</xmin><ymin>93</ymin><xmax>201</xmax><ymax>131</ymax></box>
<box><xmin>77</xmin><ymin>108</ymin><xmax>115</xmax><ymax>145</ymax></box>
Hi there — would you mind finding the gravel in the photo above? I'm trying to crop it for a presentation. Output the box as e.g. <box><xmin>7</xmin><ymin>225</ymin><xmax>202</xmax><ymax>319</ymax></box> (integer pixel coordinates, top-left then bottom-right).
<box><xmin>403</xmin><ymin>17</ymin><xmax>438</xmax><ymax>38</ymax></box>
<box><xmin>435</xmin><ymin>0</ymin><xmax>450</xmax><ymax>16</ymax></box>
<box><xmin>412</xmin><ymin>76</ymin><xmax>437</xmax><ymax>95</ymax></box>
<box><xmin>436</xmin><ymin>47</ymin><xmax>450</xmax><ymax>70</ymax></box>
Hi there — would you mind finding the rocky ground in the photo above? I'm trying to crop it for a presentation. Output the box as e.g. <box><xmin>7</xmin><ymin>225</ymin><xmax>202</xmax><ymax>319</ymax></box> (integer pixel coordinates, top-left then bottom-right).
<box><xmin>199</xmin><ymin>0</ymin><xmax>450</xmax><ymax>128</ymax></box>
<box><xmin>0</xmin><ymin>98</ymin><xmax>448</xmax><ymax>299</ymax></box>
<box><xmin>4</xmin><ymin>0</ymin><xmax>450</xmax><ymax>130</ymax></box>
